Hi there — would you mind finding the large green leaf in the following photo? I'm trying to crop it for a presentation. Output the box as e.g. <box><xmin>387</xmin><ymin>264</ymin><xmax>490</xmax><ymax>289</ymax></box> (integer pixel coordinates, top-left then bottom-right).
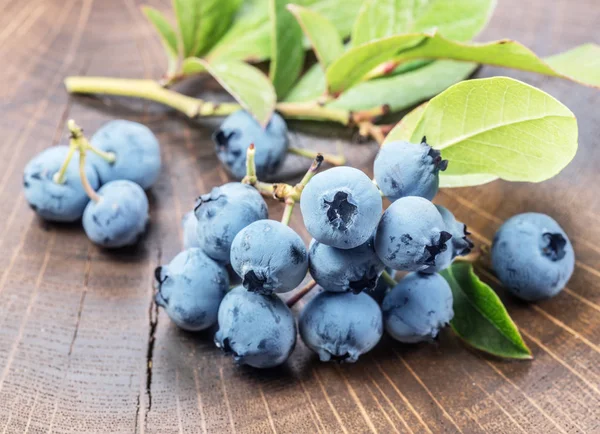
<box><xmin>288</xmin><ymin>4</ymin><xmax>344</xmax><ymax>70</ymax></box>
<box><xmin>269</xmin><ymin>0</ymin><xmax>304</xmax><ymax>99</ymax></box>
<box><xmin>328</xmin><ymin>60</ymin><xmax>477</xmax><ymax>112</ymax></box>
<box><xmin>326</xmin><ymin>32</ymin><xmax>600</xmax><ymax>94</ymax></box>
<box><xmin>194</xmin><ymin>0</ymin><xmax>242</xmax><ymax>56</ymax></box>
<box><xmin>441</xmin><ymin>263</ymin><xmax>532</xmax><ymax>360</ymax></box>
<box><xmin>351</xmin><ymin>0</ymin><xmax>495</xmax><ymax>46</ymax></box>
<box><xmin>208</xmin><ymin>0</ymin><xmax>363</xmax><ymax>62</ymax></box>
<box><xmin>283</xmin><ymin>63</ymin><xmax>326</xmax><ymax>102</ymax></box>
<box><xmin>142</xmin><ymin>7</ymin><xmax>179</xmax><ymax>73</ymax></box>
<box><xmin>408</xmin><ymin>77</ymin><xmax>578</xmax><ymax>183</ymax></box>
<box><xmin>194</xmin><ymin>58</ymin><xmax>276</xmax><ymax>126</ymax></box>
<box><xmin>173</xmin><ymin>0</ymin><xmax>202</xmax><ymax>57</ymax></box>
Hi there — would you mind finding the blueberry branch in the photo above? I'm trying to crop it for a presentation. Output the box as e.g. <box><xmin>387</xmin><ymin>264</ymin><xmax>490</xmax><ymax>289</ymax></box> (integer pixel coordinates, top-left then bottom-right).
<box><xmin>288</xmin><ymin>146</ymin><xmax>346</xmax><ymax>166</ymax></box>
<box><xmin>381</xmin><ymin>270</ymin><xmax>398</xmax><ymax>288</ymax></box>
<box><xmin>52</xmin><ymin>143</ymin><xmax>77</xmax><ymax>185</ymax></box>
<box><xmin>286</xmin><ymin>279</ymin><xmax>317</xmax><ymax>308</ymax></box>
<box><xmin>68</xmin><ymin>120</ymin><xmax>101</xmax><ymax>203</ymax></box>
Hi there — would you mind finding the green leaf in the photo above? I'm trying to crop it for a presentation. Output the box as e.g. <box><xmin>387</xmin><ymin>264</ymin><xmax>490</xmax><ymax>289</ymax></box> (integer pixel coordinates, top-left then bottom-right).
<box><xmin>385</xmin><ymin>102</ymin><xmax>428</xmax><ymax>142</ymax></box>
<box><xmin>441</xmin><ymin>263</ymin><xmax>532</xmax><ymax>360</ymax></box>
<box><xmin>408</xmin><ymin>77</ymin><xmax>578</xmax><ymax>183</ymax></box>
<box><xmin>283</xmin><ymin>63</ymin><xmax>326</xmax><ymax>102</ymax></box>
<box><xmin>351</xmin><ymin>0</ymin><xmax>495</xmax><ymax>46</ymax></box>
<box><xmin>194</xmin><ymin>0</ymin><xmax>243</xmax><ymax>56</ymax></box>
<box><xmin>327</xmin><ymin>60</ymin><xmax>477</xmax><ymax>112</ymax></box>
<box><xmin>173</xmin><ymin>0</ymin><xmax>202</xmax><ymax>57</ymax></box>
<box><xmin>439</xmin><ymin>173</ymin><xmax>498</xmax><ymax>188</ymax></box>
<box><xmin>209</xmin><ymin>0</ymin><xmax>363</xmax><ymax>63</ymax></box>
<box><xmin>288</xmin><ymin>4</ymin><xmax>344</xmax><ymax>70</ymax></box>
<box><xmin>327</xmin><ymin>32</ymin><xmax>600</xmax><ymax>94</ymax></box>
<box><xmin>141</xmin><ymin>7</ymin><xmax>179</xmax><ymax>72</ymax></box>
<box><xmin>269</xmin><ymin>0</ymin><xmax>304</xmax><ymax>99</ymax></box>
<box><xmin>181</xmin><ymin>57</ymin><xmax>205</xmax><ymax>75</ymax></box>
<box><xmin>195</xmin><ymin>58</ymin><xmax>276</xmax><ymax>126</ymax></box>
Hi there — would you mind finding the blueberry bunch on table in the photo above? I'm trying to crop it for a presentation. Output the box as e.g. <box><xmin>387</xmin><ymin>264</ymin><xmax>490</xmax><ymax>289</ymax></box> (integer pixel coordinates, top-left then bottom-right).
<box><xmin>24</xmin><ymin>112</ymin><xmax>576</xmax><ymax>368</ymax></box>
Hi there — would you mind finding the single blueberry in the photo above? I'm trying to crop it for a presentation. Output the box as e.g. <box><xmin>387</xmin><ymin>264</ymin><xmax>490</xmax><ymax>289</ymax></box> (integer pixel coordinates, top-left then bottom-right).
<box><xmin>182</xmin><ymin>211</ymin><xmax>199</xmax><ymax>249</ymax></box>
<box><xmin>382</xmin><ymin>272</ymin><xmax>454</xmax><ymax>343</ymax></box>
<box><xmin>214</xmin><ymin>286</ymin><xmax>296</xmax><ymax>368</ymax></box>
<box><xmin>230</xmin><ymin>220</ymin><xmax>308</xmax><ymax>295</ymax></box>
<box><xmin>82</xmin><ymin>180</ymin><xmax>149</xmax><ymax>248</ymax></box>
<box><xmin>213</xmin><ymin>110</ymin><xmax>288</xmax><ymax>180</ymax></box>
<box><xmin>375</xmin><ymin>196</ymin><xmax>452</xmax><ymax>271</ymax></box>
<box><xmin>299</xmin><ymin>291</ymin><xmax>383</xmax><ymax>363</ymax></box>
<box><xmin>374</xmin><ymin>137</ymin><xmax>448</xmax><ymax>201</ymax></box>
<box><xmin>155</xmin><ymin>248</ymin><xmax>228</xmax><ymax>331</ymax></box>
<box><xmin>492</xmin><ymin>212</ymin><xmax>575</xmax><ymax>301</ymax></box>
<box><xmin>308</xmin><ymin>237</ymin><xmax>384</xmax><ymax>293</ymax></box>
<box><xmin>300</xmin><ymin>167</ymin><xmax>382</xmax><ymax>249</ymax></box>
<box><xmin>88</xmin><ymin>120</ymin><xmax>161</xmax><ymax>189</ymax></box>
<box><xmin>435</xmin><ymin>205</ymin><xmax>474</xmax><ymax>257</ymax></box>
<box><xmin>23</xmin><ymin>146</ymin><xmax>100</xmax><ymax>222</ymax></box>
<box><xmin>194</xmin><ymin>182</ymin><xmax>268</xmax><ymax>263</ymax></box>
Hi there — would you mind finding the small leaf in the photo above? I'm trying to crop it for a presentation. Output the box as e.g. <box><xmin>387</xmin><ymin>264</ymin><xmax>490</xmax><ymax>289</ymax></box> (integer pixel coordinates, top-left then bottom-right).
<box><xmin>326</xmin><ymin>32</ymin><xmax>600</xmax><ymax>94</ymax></box>
<box><xmin>194</xmin><ymin>0</ymin><xmax>243</xmax><ymax>57</ymax></box>
<box><xmin>142</xmin><ymin>7</ymin><xmax>179</xmax><ymax>71</ymax></box>
<box><xmin>327</xmin><ymin>60</ymin><xmax>477</xmax><ymax>112</ymax></box>
<box><xmin>197</xmin><ymin>58</ymin><xmax>276</xmax><ymax>126</ymax></box>
<box><xmin>441</xmin><ymin>262</ymin><xmax>532</xmax><ymax>360</ymax></box>
<box><xmin>269</xmin><ymin>0</ymin><xmax>304</xmax><ymax>99</ymax></box>
<box><xmin>288</xmin><ymin>4</ymin><xmax>344</xmax><ymax>70</ymax></box>
<box><xmin>284</xmin><ymin>64</ymin><xmax>326</xmax><ymax>103</ymax></box>
<box><xmin>173</xmin><ymin>0</ymin><xmax>202</xmax><ymax>57</ymax></box>
<box><xmin>181</xmin><ymin>57</ymin><xmax>205</xmax><ymax>75</ymax></box>
<box><xmin>385</xmin><ymin>102</ymin><xmax>428</xmax><ymax>142</ymax></box>
<box><xmin>351</xmin><ymin>0</ymin><xmax>495</xmax><ymax>46</ymax></box>
<box><xmin>439</xmin><ymin>173</ymin><xmax>498</xmax><ymax>188</ymax></box>
<box><xmin>409</xmin><ymin>77</ymin><xmax>578</xmax><ymax>183</ymax></box>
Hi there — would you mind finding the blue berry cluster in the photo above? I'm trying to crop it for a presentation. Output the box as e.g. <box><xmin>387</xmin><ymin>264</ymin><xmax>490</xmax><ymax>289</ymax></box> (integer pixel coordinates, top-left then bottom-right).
<box><xmin>24</xmin><ymin>120</ymin><xmax>160</xmax><ymax>248</ymax></box>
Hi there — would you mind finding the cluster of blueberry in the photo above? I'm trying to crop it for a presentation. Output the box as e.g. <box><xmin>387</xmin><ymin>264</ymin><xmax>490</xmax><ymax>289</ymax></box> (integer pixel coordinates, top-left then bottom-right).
<box><xmin>23</xmin><ymin>120</ymin><xmax>161</xmax><ymax>248</ymax></box>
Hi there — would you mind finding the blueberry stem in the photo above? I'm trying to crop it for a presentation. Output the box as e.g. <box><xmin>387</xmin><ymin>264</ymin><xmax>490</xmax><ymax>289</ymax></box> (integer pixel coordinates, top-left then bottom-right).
<box><xmin>281</xmin><ymin>199</ymin><xmax>295</xmax><ymax>226</ymax></box>
<box><xmin>86</xmin><ymin>144</ymin><xmax>116</xmax><ymax>164</ymax></box>
<box><xmin>287</xmin><ymin>146</ymin><xmax>346</xmax><ymax>166</ymax></box>
<box><xmin>52</xmin><ymin>143</ymin><xmax>77</xmax><ymax>185</ymax></box>
<box><xmin>244</xmin><ymin>143</ymin><xmax>257</xmax><ymax>185</ymax></box>
<box><xmin>68</xmin><ymin>120</ymin><xmax>101</xmax><ymax>203</ymax></box>
<box><xmin>286</xmin><ymin>279</ymin><xmax>317</xmax><ymax>308</ymax></box>
<box><xmin>381</xmin><ymin>270</ymin><xmax>398</xmax><ymax>288</ymax></box>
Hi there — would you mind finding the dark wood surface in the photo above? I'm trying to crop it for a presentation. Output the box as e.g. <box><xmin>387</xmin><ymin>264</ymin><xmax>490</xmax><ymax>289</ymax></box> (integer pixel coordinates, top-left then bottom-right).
<box><xmin>1</xmin><ymin>0</ymin><xmax>599</xmax><ymax>432</ymax></box>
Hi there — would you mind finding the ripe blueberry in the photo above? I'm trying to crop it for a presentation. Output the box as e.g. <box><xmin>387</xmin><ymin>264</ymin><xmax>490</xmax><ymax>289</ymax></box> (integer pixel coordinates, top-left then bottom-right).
<box><xmin>492</xmin><ymin>212</ymin><xmax>575</xmax><ymax>301</ymax></box>
<box><xmin>88</xmin><ymin>120</ymin><xmax>161</xmax><ymax>190</ymax></box>
<box><xmin>194</xmin><ymin>182</ymin><xmax>268</xmax><ymax>263</ymax></box>
<box><xmin>300</xmin><ymin>166</ymin><xmax>382</xmax><ymax>249</ymax></box>
<box><xmin>375</xmin><ymin>196</ymin><xmax>452</xmax><ymax>271</ymax></box>
<box><xmin>214</xmin><ymin>286</ymin><xmax>297</xmax><ymax>368</ymax></box>
<box><xmin>82</xmin><ymin>180</ymin><xmax>149</xmax><ymax>248</ymax></box>
<box><xmin>299</xmin><ymin>291</ymin><xmax>383</xmax><ymax>363</ymax></box>
<box><xmin>308</xmin><ymin>237</ymin><xmax>384</xmax><ymax>293</ymax></box>
<box><xmin>23</xmin><ymin>146</ymin><xmax>100</xmax><ymax>222</ymax></box>
<box><xmin>230</xmin><ymin>220</ymin><xmax>308</xmax><ymax>295</ymax></box>
<box><xmin>374</xmin><ymin>137</ymin><xmax>448</xmax><ymax>201</ymax></box>
<box><xmin>213</xmin><ymin>110</ymin><xmax>288</xmax><ymax>180</ymax></box>
<box><xmin>382</xmin><ymin>272</ymin><xmax>454</xmax><ymax>343</ymax></box>
<box><xmin>155</xmin><ymin>248</ymin><xmax>228</xmax><ymax>331</ymax></box>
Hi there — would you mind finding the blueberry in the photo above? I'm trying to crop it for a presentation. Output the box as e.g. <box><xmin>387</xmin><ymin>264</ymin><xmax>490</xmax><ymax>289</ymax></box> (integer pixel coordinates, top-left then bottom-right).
<box><xmin>194</xmin><ymin>182</ymin><xmax>268</xmax><ymax>263</ymax></box>
<box><xmin>374</xmin><ymin>196</ymin><xmax>452</xmax><ymax>271</ymax></box>
<box><xmin>299</xmin><ymin>291</ymin><xmax>383</xmax><ymax>363</ymax></box>
<box><xmin>308</xmin><ymin>237</ymin><xmax>384</xmax><ymax>293</ymax></box>
<box><xmin>382</xmin><ymin>272</ymin><xmax>454</xmax><ymax>343</ymax></box>
<box><xmin>155</xmin><ymin>248</ymin><xmax>228</xmax><ymax>331</ymax></box>
<box><xmin>300</xmin><ymin>167</ymin><xmax>382</xmax><ymax>249</ymax></box>
<box><xmin>23</xmin><ymin>146</ymin><xmax>100</xmax><ymax>222</ymax></box>
<box><xmin>82</xmin><ymin>180</ymin><xmax>149</xmax><ymax>248</ymax></box>
<box><xmin>365</xmin><ymin>267</ymin><xmax>394</xmax><ymax>304</ymax></box>
<box><xmin>213</xmin><ymin>110</ymin><xmax>288</xmax><ymax>180</ymax></box>
<box><xmin>435</xmin><ymin>205</ymin><xmax>474</xmax><ymax>257</ymax></box>
<box><xmin>374</xmin><ymin>138</ymin><xmax>448</xmax><ymax>201</ymax></box>
<box><xmin>230</xmin><ymin>220</ymin><xmax>308</xmax><ymax>295</ymax></box>
<box><xmin>88</xmin><ymin>120</ymin><xmax>161</xmax><ymax>189</ymax></box>
<box><xmin>492</xmin><ymin>212</ymin><xmax>575</xmax><ymax>301</ymax></box>
<box><xmin>182</xmin><ymin>211</ymin><xmax>199</xmax><ymax>249</ymax></box>
<box><xmin>214</xmin><ymin>286</ymin><xmax>296</xmax><ymax>368</ymax></box>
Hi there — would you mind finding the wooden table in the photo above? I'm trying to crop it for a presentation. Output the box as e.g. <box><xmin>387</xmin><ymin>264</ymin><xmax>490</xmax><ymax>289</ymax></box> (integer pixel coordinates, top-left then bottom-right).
<box><xmin>1</xmin><ymin>0</ymin><xmax>599</xmax><ymax>432</ymax></box>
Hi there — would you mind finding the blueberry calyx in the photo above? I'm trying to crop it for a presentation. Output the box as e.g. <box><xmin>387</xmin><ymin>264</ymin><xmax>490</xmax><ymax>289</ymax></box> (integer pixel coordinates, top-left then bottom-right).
<box><xmin>154</xmin><ymin>266</ymin><xmax>167</xmax><ymax>284</ymax></box>
<box><xmin>348</xmin><ymin>271</ymin><xmax>379</xmax><ymax>294</ymax></box>
<box><xmin>542</xmin><ymin>232</ymin><xmax>567</xmax><ymax>261</ymax></box>
<box><xmin>328</xmin><ymin>353</ymin><xmax>351</xmax><ymax>363</ymax></box>
<box><xmin>212</xmin><ymin>129</ymin><xmax>239</xmax><ymax>150</ymax></box>
<box><xmin>220</xmin><ymin>337</ymin><xmax>240</xmax><ymax>359</ymax></box>
<box><xmin>243</xmin><ymin>270</ymin><xmax>271</xmax><ymax>295</ymax></box>
<box><xmin>424</xmin><ymin>231</ymin><xmax>453</xmax><ymax>266</ymax></box>
<box><xmin>194</xmin><ymin>189</ymin><xmax>224</xmax><ymax>213</ymax></box>
<box><xmin>324</xmin><ymin>191</ymin><xmax>358</xmax><ymax>231</ymax></box>
<box><xmin>460</xmin><ymin>224</ymin><xmax>475</xmax><ymax>255</ymax></box>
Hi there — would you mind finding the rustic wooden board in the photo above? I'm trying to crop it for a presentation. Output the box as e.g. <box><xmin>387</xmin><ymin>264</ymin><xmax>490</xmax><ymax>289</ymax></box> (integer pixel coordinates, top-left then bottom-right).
<box><xmin>0</xmin><ymin>0</ymin><xmax>599</xmax><ymax>432</ymax></box>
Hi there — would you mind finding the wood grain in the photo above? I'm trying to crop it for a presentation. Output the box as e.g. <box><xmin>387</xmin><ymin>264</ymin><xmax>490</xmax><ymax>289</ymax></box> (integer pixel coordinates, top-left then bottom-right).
<box><xmin>0</xmin><ymin>0</ymin><xmax>599</xmax><ymax>432</ymax></box>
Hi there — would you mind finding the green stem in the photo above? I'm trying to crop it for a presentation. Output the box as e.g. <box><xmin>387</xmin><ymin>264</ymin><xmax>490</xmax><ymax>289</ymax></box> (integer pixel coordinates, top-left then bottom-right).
<box><xmin>68</xmin><ymin>120</ymin><xmax>101</xmax><ymax>203</ymax></box>
<box><xmin>381</xmin><ymin>270</ymin><xmax>398</xmax><ymax>288</ymax></box>
<box><xmin>52</xmin><ymin>144</ymin><xmax>77</xmax><ymax>184</ymax></box>
<box><xmin>288</xmin><ymin>146</ymin><xmax>346</xmax><ymax>166</ymax></box>
<box><xmin>275</xmin><ymin>102</ymin><xmax>350</xmax><ymax>125</ymax></box>
<box><xmin>86</xmin><ymin>143</ymin><xmax>116</xmax><ymax>163</ymax></box>
<box><xmin>242</xmin><ymin>143</ymin><xmax>257</xmax><ymax>185</ymax></box>
<box><xmin>281</xmin><ymin>200</ymin><xmax>295</xmax><ymax>226</ymax></box>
